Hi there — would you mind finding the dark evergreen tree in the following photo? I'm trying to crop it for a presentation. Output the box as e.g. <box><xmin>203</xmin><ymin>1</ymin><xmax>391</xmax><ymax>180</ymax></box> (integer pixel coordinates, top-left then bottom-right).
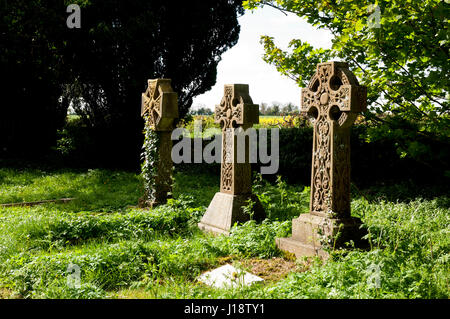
<box><xmin>1</xmin><ymin>0</ymin><xmax>243</xmax><ymax>166</ymax></box>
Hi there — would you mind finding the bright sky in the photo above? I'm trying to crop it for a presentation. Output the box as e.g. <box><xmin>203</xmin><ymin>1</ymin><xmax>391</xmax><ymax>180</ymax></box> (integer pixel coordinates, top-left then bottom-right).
<box><xmin>191</xmin><ymin>6</ymin><xmax>333</xmax><ymax>110</ymax></box>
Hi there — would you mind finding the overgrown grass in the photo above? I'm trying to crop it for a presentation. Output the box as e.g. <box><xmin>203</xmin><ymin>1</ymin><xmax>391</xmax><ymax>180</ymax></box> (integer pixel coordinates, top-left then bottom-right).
<box><xmin>0</xmin><ymin>167</ymin><xmax>448</xmax><ymax>299</ymax></box>
<box><xmin>0</xmin><ymin>168</ymin><xmax>142</xmax><ymax>211</ymax></box>
<box><xmin>0</xmin><ymin>201</ymin><xmax>200</xmax><ymax>260</ymax></box>
<box><xmin>244</xmin><ymin>198</ymin><xmax>450</xmax><ymax>299</ymax></box>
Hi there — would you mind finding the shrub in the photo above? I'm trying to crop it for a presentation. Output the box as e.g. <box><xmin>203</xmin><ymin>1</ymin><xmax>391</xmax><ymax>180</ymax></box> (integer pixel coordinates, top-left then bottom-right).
<box><xmin>209</xmin><ymin>219</ymin><xmax>291</xmax><ymax>259</ymax></box>
<box><xmin>0</xmin><ymin>198</ymin><xmax>201</xmax><ymax>261</ymax></box>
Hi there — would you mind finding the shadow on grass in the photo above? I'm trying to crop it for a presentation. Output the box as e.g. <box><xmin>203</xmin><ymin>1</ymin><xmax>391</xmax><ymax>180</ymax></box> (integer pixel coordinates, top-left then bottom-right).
<box><xmin>0</xmin><ymin>168</ymin><xmax>143</xmax><ymax>212</ymax></box>
<box><xmin>0</xmin><ymin>166</ymin><xmax>219</xmax><ymax>213</ymax></box>
<box><xmin>172</xmin><ymin>167</ymin><xmax>219</xmax><ymax>208</ymax></box>
<box><xmin>351</xmin><ymin>181</ymin><xmax>450</xmax><ymax>209</ymax></box>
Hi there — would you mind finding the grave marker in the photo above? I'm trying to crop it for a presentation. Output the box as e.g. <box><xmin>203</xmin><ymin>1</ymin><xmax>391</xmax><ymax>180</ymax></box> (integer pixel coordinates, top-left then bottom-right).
<box><xmin>140</xmin><ymin>79</ymin><xmax>178</xmax><ymax>207</ymax></box>
<box><xmin>276</xmin><ymin>61</ymin><xmax>367</xmax><ymax>258</ymax></box>
<box><xmin>198</xmin><ymin>84</ymin><xmax>265</xmax><ymax>235</ymax></box>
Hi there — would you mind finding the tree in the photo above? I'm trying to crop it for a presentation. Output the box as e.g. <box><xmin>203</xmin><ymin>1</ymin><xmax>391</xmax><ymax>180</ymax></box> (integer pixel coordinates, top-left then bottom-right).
<box><xmin>0</xmin><ymin>0</ymin><xmax>69</xmax><ymax>158</ymax></box>
<box><xmin>1</xmin><ymin>0</ymin><xmax>243</xmax><ymax>165</ymax></box>
<box><xmin>266</xmin><ymin>102</ymin><xmax>281</xmax><ymax>115</ymax></box>
<box><xmin>282</xmin><ymin>102</ymin><xmax>297</xmax><ymax>113</ymax></box>
<box><xmin>191</xmin><ymin>107</ymin><xmax>213</xmax><ymax>115</ymax></box>
<box><xmin>244</xmin><ymin>0</ymin><xmax>449</xmax><ymax>169</ymax></box>
<box><xmin>63</xmin><ymin>0</ymin><xmax>244</xmax><ymax>167</ymax></box>
<box><xmin>260</xmin><ymin>102</ymin><xmax>268</xmax><ymax>115</ymax></box>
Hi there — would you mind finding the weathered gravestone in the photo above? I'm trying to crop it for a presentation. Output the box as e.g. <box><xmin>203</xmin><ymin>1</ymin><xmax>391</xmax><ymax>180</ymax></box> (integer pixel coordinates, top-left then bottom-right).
<box><xmin>140</xmin><ymin>79</ymin><xmax>178</xmax><ymax>208</ymax></box>
<box><xmin>198</xmin><ymin>84</ymin><xmax>265</xmax><ymax>235</ymax></box>
<box><xmin>276</xmin><ymin>61</ymin><xmax>367</xmax><ymax>258</ymax></box>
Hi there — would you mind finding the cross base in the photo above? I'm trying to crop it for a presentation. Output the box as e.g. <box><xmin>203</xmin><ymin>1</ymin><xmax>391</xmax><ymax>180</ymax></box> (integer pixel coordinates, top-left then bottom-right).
<box><xmin>276</xmin><ymin>213</ymin><xmax>366</xmax><ymax>259</ymax></box>
<box><xmin>198</xmin><ymin>192</ymin><xmax>265</xmax><ymax>236</ymax></box>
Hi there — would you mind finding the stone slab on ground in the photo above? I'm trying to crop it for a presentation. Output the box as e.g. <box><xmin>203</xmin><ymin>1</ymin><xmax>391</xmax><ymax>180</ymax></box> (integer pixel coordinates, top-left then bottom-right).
<box><xmin>197</xmin><ymin>264</ymin><xmax>264</xmax><ymax>289</ymax></box>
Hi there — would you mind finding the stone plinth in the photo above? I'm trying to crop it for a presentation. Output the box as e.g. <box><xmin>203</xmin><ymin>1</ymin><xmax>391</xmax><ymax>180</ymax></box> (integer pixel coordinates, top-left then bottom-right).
<box><xmin>199</xmin><ymin>193</ymin><xmax>264</xmax><ymax>235</ymax></box>
<box><xmin>276</xmin><ymin>213</ymin><xmax>364</xmax><ymax>259</ymax></box>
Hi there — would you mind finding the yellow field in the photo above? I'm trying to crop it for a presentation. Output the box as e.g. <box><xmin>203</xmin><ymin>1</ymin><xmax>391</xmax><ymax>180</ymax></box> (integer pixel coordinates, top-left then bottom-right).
<box><xmin>259</xmin><ymin>116</ymin><xmax>285</xmax><ymax>126</ymax></box>
<box><xmin>189</xmin><ymin>115</ymin><xmax>308</xmax><ymax>129</ymax></box>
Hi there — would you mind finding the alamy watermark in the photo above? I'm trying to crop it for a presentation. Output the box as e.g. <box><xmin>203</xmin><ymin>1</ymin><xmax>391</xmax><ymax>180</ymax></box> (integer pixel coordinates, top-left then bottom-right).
<box><xmin>366</xmin><ymin>263</ymin><xmax>382</xmax><ymax>289</ymax></box>
<box><xmin>67</xmin><ymin>263</ymin><xmax>81</xmax><ymax>288</ymax></box>
<box><xmin>171</xmin><ymin>120</ymin><xmax>279</xmax><ymax>174</ymax></box>
<box><xmin>66</xmin><ymin>4</ymin><xmax>81</xmax><ymax>29</ymax></box>
<box><xmin>367</xmin><ymin>4</ymin><xmax>381</xmax><ymax>29</ymax></box>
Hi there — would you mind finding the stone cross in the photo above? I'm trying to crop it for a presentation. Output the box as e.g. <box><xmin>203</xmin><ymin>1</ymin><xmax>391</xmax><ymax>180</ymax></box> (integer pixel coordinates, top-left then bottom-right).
<box><xmin>276</xmin><ymin>62</ymin><xmax>367</xmax><ymax>258</ymax></box>
<box><xmin>140</xmin><ymin>79</ymin><xmax>178</xmax><ymax>208</ymax></box>
<box><xmin>198</xmin><ymin>84</ymin><xmax>265</xmax><ymax>235</ymax></box>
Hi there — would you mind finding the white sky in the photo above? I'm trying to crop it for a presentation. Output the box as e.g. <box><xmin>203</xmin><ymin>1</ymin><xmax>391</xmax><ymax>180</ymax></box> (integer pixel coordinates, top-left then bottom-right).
<box><xmin>191</xmin><ymin>6</ymin><xmax>333</xmax><ymax>109</ymax></box>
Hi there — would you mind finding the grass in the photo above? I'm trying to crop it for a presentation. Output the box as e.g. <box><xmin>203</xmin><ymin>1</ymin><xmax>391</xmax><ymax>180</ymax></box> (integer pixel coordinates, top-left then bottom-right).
<box><xmin>0</xmin><ymin>168</ymin><xmax>142</xmax><ymax>211</ymax></box>
<box><xmin>0</xmin><ymin>166</ymin><xmax>448</xmax><ymax>299</ymax></box>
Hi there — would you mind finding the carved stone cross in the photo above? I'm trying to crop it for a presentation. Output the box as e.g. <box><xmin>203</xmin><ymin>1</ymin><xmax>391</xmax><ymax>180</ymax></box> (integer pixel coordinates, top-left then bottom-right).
<box><xmin>140</xmin><ymin>79</ymin><xmax>178</xmax><ymax>208</ymax></box>
<box><xmin>198</xmin><ymin>84</ymin><xmax>265</xmax><ymax>235</ymax></box>
<box><xmin>276</xmin><ymin>62</ymin><xmax>367</xmax><ymax>258</ymax></box>
<box><xmin>141</xmin><ymin>79</ymin><xmax>178</xmax><ymax>131</ymax></box>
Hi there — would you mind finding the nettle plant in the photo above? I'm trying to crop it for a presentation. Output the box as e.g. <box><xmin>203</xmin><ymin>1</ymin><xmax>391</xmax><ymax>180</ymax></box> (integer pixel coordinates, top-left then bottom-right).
<box><xmin>141</xmin><ymin>116</ymin><xmax>160</xmax><ymax>205</ymax></box>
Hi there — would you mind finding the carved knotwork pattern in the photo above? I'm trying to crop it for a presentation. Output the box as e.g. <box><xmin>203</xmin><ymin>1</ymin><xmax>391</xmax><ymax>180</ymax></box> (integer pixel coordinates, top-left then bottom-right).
<box><xmin>216</xmin><ymin>86</ymin><xmax>244</xmax><ymax>193</ymax></box>
<box><xmin>330</xmin><ymin>87</ymin><xmax>350</xmax><ymax>108</ymax></box>
<box><xmin>312</xmin><ymin>63</ymin><xmax>334</xmax><ymax>213</ymax></box>
<box><xmin>221</xmin><ymin>129</ymin><xmax>233</xmax><ymax>192</ymax></box>
<box><xmin>302</xmin><ymin>62</ymin><xmax>365</xmax><ymax>216</ymax></box>
<box><xmin>142</xmin><ymin>82</ymin><xmax>162</xmax><ymax>129</ymax></box>
<box><xmin>215</xmin><ymin>84</ymin><xmax>258</xmax><ymax>194</ymax></box>
<box><xmin>215</xmin><ymin>86</ymin><xmax>243</xmax><ymax>129</ymax></box>
<box><xmin>312</xmin><ymin>117</ymin><xmax>331</xmax><ymax>212</ymax></box>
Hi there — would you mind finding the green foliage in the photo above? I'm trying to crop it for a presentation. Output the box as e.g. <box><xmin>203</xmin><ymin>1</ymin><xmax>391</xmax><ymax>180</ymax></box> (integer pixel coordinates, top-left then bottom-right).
<box><xmin>253</xmin><ymin>173</ymin><xmax>310</xmax><ymax>221</ymax></box>
<box><xmin>172</xmin><ymin>170</ymin><xmax>219</xmax><ymax>208</ymax></box>
<box><xmin>210</xmin><ymin>220</ymin><xmax>292</xmax><ymax>259</ymax></box>
<box><xmin>65</xmin><ymin>0</ymin><xmax>244</xmax><ymax>120</ymax></box>
<box><xmin>190</xmin><ymin>107</ymin><xmax>214</xmax><ymax>116</ymax></box>
<box><xmin>259</xmin><ymin>35</ymin><xmax>334</xmax><ymax>86</ymax></box>
<box><xmin>140</xmin><ymin>120</ymin><xmax>160</xmax><ymax>205</ymax></box>
<box><xmin>1</xmin><ymin>237</ymin><xmax>221</xmax><ymax>298</ymax></box>
<box><xmin>3</xmin><ymin>241</ymin><xmax>150</xmax><ymax>298</ymax></box>
<box><xmin>243</xmin><ymin>0</ymin><xmax>450</xmax><ymax>165</ymax></box>
<box><xmin>0</xmin><ymin>168</ymin><xmax>142</xmax><ymax>211</ymax></box>
<box><xmin>37</xmin><ymin>282</ymin><xmax>107</xmax><ymax>299</ymax></box>
<box><xmin>1</xmin><ymin>0</ymin><xmax>244</xmax><ymax>164</ymax></box>
<box><xmin>0</xmin><ymin>167</ymin><xmax>448</xmax><ymax>299</ymax></box>
<box><xmin>1</xmin><ymin>0</ymin><xmax>68</xmax><ymax>157</ymax></box>
<box><xmin>178</xmin><ymin>115</ymin><xmax>221</xmax><ymax>139</ymax></box>
<box><xmin>0</xmin><ymin>203</ymin><xmax>198</xmax><ymax>261</ymax></box>
<box><xmin>248</xmin><ymin>198</ymin><xmax>450</xmax><ymax>299</ymax></box>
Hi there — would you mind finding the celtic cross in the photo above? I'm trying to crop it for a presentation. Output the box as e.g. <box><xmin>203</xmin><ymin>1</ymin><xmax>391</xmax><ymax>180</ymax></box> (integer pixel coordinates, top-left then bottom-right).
<box><xmin>198</xmin><ymin>84</ymin><xmax>264</xmax><ymax>235</ymax></box>
<box><xmin>301</xmin><ymin>61</ymin><xmax>366</xmax><ymax>218</ymax></box>
<box><xmin>141</xmin><ymin>79</ymin><xmax>178</xmax><ymax>131</ymax></box>
<box><xmin>140</xmin><ymin>79</ymin><xmax>178</xmax><ymax>207</ymax></box>
<box><xmin>214</xmin><ymin>84</ymin><xmax>259</xmax><ymax>194</ymax></box>
<box><xmin>276</xmin><ymin>61</ymin><xmax>367</xmax><ymax>259</ymax></box>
